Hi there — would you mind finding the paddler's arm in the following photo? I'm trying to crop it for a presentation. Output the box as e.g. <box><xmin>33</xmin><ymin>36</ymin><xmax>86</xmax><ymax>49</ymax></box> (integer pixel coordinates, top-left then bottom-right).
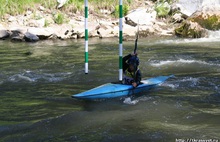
<box><xmin>133</xmin><ymin>69</ymin><xmax>142</xmax><ymax>87</ymax></box>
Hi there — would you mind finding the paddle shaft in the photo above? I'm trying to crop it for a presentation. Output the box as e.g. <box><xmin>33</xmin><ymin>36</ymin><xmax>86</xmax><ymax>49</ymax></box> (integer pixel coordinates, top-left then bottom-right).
<box><xmin>134</xmin><ymin>23</ymin><xmax>139</xmax><ymax>54</ymax></box>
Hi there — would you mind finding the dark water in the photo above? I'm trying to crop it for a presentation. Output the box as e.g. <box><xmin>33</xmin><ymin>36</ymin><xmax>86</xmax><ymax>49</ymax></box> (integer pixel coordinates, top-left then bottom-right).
<box><xmin>0</xmin><ymin>36</ymin><xmax>220</xmax><ymax>142</ymax></box>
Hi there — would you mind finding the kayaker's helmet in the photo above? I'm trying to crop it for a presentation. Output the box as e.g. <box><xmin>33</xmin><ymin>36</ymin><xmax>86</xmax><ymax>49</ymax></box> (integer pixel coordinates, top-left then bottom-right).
<box><xmin>128</xmin><ymin>56</ymin><xmax>139</xmax><ymax>69</ymax></box>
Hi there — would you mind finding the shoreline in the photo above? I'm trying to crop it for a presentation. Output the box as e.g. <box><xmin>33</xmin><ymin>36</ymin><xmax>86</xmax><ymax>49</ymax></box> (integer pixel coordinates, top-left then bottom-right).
<box><xmin>0</xmin><ymin>1</ymin><xmax>179</xmax><ymax>42</ymax></box>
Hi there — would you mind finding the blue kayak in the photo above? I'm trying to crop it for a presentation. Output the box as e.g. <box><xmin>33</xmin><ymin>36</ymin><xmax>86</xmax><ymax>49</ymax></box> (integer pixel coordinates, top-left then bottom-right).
<box><xmin>72</xmin><ymin>75</ymin><xmax>173</xmax><ymax>100</ymax></box>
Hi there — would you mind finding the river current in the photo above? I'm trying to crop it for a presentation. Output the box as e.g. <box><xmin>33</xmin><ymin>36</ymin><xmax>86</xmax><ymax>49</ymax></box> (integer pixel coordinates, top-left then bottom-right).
<box><xmin>0</xmin><ymin>36</ymin><xmax>220</xmax><ymax>141</ymax></box>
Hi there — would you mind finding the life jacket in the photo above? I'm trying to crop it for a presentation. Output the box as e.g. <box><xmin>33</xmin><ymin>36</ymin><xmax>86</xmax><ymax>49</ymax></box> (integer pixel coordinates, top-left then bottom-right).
<box><xmin>122</xmin><ymin>68</ymin><xmax>139</xmax><ymax>85</ymax></box>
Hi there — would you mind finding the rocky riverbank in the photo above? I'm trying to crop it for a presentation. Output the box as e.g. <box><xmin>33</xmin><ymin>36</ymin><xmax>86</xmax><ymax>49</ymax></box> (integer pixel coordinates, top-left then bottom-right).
<box><xmin>0</xmin><ymin>0</ymin><xmax>220</xmax><ymax>42</ymax></box>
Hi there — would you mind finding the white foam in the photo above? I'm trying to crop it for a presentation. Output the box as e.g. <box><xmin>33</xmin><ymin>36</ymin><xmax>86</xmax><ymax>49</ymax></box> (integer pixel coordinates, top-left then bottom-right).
<box><xmin>150</xmin><ymin>59</ymin><xmax>220</xmax><ymax>67</ymax></box>
<box><xmin>155</xmin><ymin>30</ymin><xmax>220</xmax><ymax>44</ymax></box>
<box><xmin>123</xmin><ymin>97</ymin><xmax>139</xmax><ymax>105</ymax></box>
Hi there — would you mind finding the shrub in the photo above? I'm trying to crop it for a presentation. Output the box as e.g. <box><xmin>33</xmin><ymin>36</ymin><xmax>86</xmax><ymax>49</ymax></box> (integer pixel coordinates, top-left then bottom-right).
<box><xmin>54</xmin><ymin>13</ymin><xmax>65</xmax><ymax>24</ymax></box>
<box><xmin>113</xmin><ymin>4</ymin><xmax>130</xmax><ymax>18</ymax></box>
<box><xmin>155</xmin><ymin>1</ymin><xmax>171</xmax><ymax>17</ymax></box>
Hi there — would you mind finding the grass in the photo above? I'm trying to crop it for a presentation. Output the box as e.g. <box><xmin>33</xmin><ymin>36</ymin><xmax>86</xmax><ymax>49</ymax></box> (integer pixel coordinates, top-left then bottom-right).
<box><xmin>0</xmin><ymin>0</ymin><xmax>57</xmax><ymax>16</ymax></box>
<box><xmin>0</xmin><ymin>0</ymin><xmax>134</xmax><ymax>16</ymax></box>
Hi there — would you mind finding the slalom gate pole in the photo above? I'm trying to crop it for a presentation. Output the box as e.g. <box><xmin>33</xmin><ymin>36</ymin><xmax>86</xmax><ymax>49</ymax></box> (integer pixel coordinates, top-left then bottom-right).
<box><xmin>85</xmin><ymin>0</ymin><xmax>89</xmax><ymax>74</ymax></box>
<box><xmin>119</xmin><ymin>0</ymin><xmax>123</xmax><ymax>81</ymax></box>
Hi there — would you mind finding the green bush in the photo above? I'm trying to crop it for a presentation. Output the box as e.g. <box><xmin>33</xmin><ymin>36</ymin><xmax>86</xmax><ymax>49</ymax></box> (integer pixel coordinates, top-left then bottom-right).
<box><xmin>54</xmin><ymin>13</ymin><xmax>65</xmax><ymax>25</ymax></box>
<box><xmin>155</xmin><ymin>1</ymin><xmax>171</xmax><ymax>17</ymax></box>
<box><xmin>114</xmin><ymin>5</ymin><xmax>130</xmax><ymax>18</ymax></box>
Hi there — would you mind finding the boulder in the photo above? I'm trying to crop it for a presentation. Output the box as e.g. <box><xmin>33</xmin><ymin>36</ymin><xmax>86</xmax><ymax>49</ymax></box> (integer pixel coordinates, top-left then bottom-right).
<box><xmin>0</xmin><ymin>30</ymin><xmax>10</xmax><ymax>39</ymax></box>
<box><xmin>24</xmin><ymin>32</ymin><xmax>39</xmax><ymax>42</ymax></box>
<box><xmin>28</xmin><ymin>27</ymin><xmax>53</xmax><ymax>40</ymax></box>
<box><xmin>175</xmin><ymin>20</ymin><xmax>207</xmax><ymax>38</ymax></box>
<box><xmin>174</xmin><ymin>0</ymin><xmax>202</xmax><ymax>17</ymax></box>
<box><xmin>188</xmin><ymin>5</ymin><xmax>220</xmax><ymax>30</ymax></box>
<box><xmin>125</xmin><ymin>8</ymin><xmax>156</xmax><ymax>27</ymax></box>
<box><xmin>11</xmin><ymin>30</ymin><xmax>24</xmax><ymax>42</ymax></box>
<box><xmin>175</xmin><ymin>4</ymin><xmax>220</xmax><ymax>38</ymax></box>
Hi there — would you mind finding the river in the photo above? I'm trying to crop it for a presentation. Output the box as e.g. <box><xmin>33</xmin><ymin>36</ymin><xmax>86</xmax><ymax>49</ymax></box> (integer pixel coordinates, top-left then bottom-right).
<box><xmin>0</xmin><ymin>36</ymin><xmax>220</xmax><ymax>141</ymax></box>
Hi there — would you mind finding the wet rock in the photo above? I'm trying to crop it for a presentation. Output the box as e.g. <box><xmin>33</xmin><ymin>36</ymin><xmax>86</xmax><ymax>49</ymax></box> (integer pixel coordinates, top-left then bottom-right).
<box><xmin>0</xmin><ymin>30</ymin><xmax>10</xmax><ymax>39</ymax></box>
<box><xmin>11</xmin><ymin>30</ymin><xmax>24</xmax><ymax>42</ymax></box>
<box><xmin>175</xmin><ymin>20</ymin><xmax>207</xmax><ymax>38</ymax></box>
<box><xmin>24</xmin><ymin>32</ymin><xmax>39</xmax><ymax>42</ymax></box>
<box><xmin>28</xmin><ymin>27</ymin><xmax>53</xmax><ymax>40</ymax></box>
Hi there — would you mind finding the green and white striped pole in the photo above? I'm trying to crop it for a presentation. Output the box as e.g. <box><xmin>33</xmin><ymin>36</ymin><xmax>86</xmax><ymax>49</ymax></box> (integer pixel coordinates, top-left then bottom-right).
<box><xmin>119</xmin><ymin>0</ymin><xmax>123</xmax><ymax>81</ymax></box>
<box><xmin>85</xmin><ymin>0</ymin><xmax>89</xmax><ymax>74</ymax></box>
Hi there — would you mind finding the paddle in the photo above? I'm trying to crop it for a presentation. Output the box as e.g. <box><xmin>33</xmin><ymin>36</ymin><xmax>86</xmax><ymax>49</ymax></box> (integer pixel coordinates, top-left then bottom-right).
<box><xmin>134</xmin><ymin>22</ymin><xmax>139</xmax><ymax>54</ymax></box>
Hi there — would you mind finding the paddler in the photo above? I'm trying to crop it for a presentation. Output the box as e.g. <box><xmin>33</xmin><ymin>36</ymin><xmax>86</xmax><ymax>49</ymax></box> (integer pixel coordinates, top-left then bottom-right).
<box><xmin>122</xmin><ymin>53</ymin><xmax>142</xmax><ymax>87</ymax></box>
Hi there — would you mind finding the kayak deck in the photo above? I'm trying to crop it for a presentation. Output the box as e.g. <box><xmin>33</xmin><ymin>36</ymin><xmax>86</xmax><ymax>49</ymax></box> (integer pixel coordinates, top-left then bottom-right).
<box><xmin>72</xmin><ymin>75</ymin><xmax>173</xmax><ymax>100</ymax></box>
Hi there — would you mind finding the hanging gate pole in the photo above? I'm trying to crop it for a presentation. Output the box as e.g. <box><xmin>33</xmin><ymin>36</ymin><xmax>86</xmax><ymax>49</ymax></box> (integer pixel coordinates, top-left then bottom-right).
<box><xmin>119</xmin><ymin>0</ymin><xmax>123</xmax><ymax>81</ymax></box>
<box><xmin>85</xmin><ymin>0</ymin><xmax>89</xmax><ymax>74</ymax></box>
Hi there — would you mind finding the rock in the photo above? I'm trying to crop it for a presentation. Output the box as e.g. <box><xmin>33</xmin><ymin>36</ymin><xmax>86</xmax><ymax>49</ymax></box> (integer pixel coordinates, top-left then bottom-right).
<box><xmin>96</xmin><ymin>21</ymin><xmax>115</xmax><ymax>38</ymax></box>
<box><xmin>28</xmin><ymin>27</ymin><xmax>53</xmax><ymax>40</ymax></box>
<box><xmin>123</xmin><ymin>24</ymin><xmax>137</xmax><ymax>37</ymax></box>
<box><xmin>39</xmin><ymin>6</ymin><xmax>45</xmax><ymax>11</ymax></box>
<box><xmin>125</xmin><ymin>8</ymin><xmax>156</xmax><ymax>27</ymax></box>
<box><xmin>174</xmin><ymin>0</ymin><xmax>202</xmax><ymax>17</ymax></box>
<box><xmin>8</xmin><ymin>16</ymin><xmax>17</xmax><ymax>22</ymax></box>
<box><xmin>36</xmin><ymin>18</ymin><xmax>45</xmax><ymax>28</ymax></box>
<box><xmin>0</xmin><ymin>30</ymin><xmax>10</xmax><ymax>39</ymax></box>
<box><xmin>24</xmin><ymin>32</ymin><xmax>39</xmax><ymax>42</ymax></box>
<box><xmin>27</xmin><ymin>18</ymin><xmax>45</xmax><ymax>28</ymax></box>
<box><xmin>172</xmin><ymin>13</ymin><xmax>184</xmax><ymax>23</ymax></box>
<box><xmin>26</xmin><ymin>10</ymin><xmax>32</xmax><ymax>16</ymax></box>
<box><xmin>11</xmin><ymin>30</ymin><xmax>24</xmax><ymax>42</ymax></box>
<box><xmin>175</xmin><ymin>20</ymin><xmax>207</xmax><ymax>38</ymax></box>
<box><xmin>97</xmin><ymin>27</ymin><xmax>115</xmax><ymax>38</ymax></box>
<box><xmin>57</xmin><ymin>0</ymin><xmax>68</xmax><ymax>9</ymax></box>
<box><xmin>53</xmin><ymin>24</ymin><xmax>76</xmax><ymax>39</ymax></box>
<box><xmin>188</xmin><ymin>5</ymin><xmax>220</xmax><ymax>30</ymax></box>
<box><xmin>175</xmin><ymin>0</ymin><xmax>220</xmax><ymax>17</ymax></box>
<box><xmin>175</xmin><ymin>4</ymin><xmax>220</xmax><ymax>38</ymax></box>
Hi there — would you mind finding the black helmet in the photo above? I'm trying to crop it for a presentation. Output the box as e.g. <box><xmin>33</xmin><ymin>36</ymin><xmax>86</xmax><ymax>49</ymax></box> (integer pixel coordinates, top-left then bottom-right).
<box><xmin>128</xmin><ymin>56</ymin><xmax>139</xmax><ymax>67</ymax></box>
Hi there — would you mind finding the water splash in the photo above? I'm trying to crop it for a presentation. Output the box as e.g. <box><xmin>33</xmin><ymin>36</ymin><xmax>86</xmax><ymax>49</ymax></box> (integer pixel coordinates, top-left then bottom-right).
<box><xmin>207</xmin><ymin>30</ymin><xmax>220</xmax><ymax>39</ymax></box>
<box><xmin>123</xmin><ymin>97</ymin><xmax>139</xmax><ymax>105</ymax></box>
<box><xmin>150</xmin><ymin>59</ymin><xmax>220</xmax><ymax>67</ymax></box>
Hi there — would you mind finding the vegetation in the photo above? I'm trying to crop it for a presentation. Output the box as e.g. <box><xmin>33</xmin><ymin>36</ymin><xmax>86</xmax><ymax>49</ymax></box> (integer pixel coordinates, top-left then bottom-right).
<box><xmin>190</xmin><ymin>15</ymin><xmax>220</xmax><ymax>31</ymax></box>
<box><xmin>0</xmin><ymin>0</ymin><xmax>133</xmax><ymax>17</ymax></box>
<box><xmin>54</xmin><ymin>12</ymin><xmax>65</xmax><ymax>24</ymax></box>
<box><xmin>0</xmin><ymin>0</ymin><xmax>57</xmax><ymax>16</ymax></box>
<box><xmin>155</xmin><ymin>0</ymin><xmax>177</xmax><ymax>17</ymax></box>
<box><xmin>113</xmin><ymin>4</ymin><xmax>130</xmax><ymax>18</ymax></box>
